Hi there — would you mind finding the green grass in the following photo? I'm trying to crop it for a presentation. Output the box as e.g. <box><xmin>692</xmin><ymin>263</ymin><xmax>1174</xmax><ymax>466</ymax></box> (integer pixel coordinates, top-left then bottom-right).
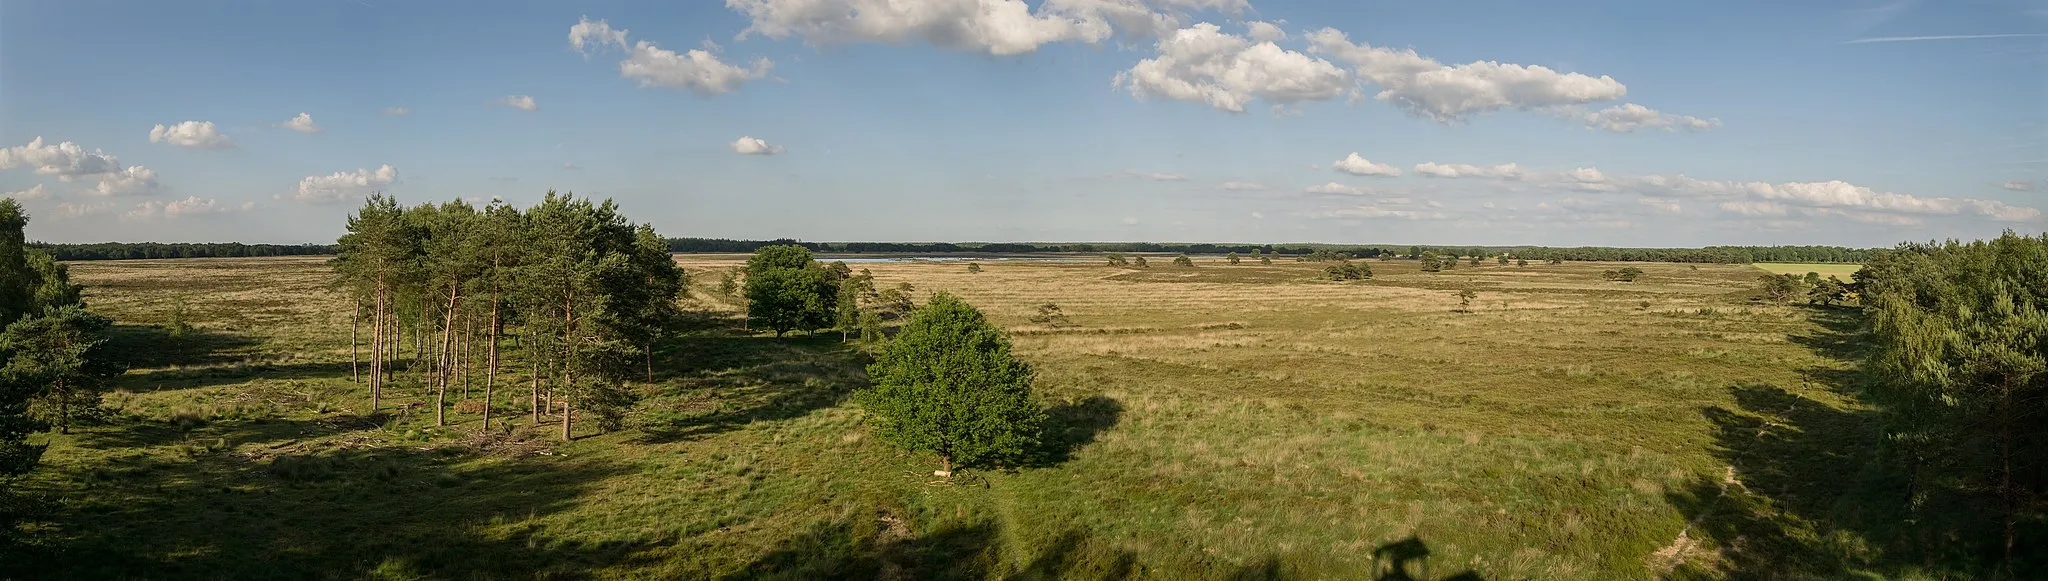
<box><xmin>1753</xmin><ymin>263</ymin><xmax>1862</xmax><ymax>277</ymax></box>
<box><xmin>2</xmin><ymin>256</ymin><xmax>1963</xmax><ymax>579</ymax></box>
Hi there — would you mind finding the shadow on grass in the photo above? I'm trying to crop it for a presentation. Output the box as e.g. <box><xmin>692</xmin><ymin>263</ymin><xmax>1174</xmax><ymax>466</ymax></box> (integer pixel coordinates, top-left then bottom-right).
<box><xmin>1030</xmin><ymin>395</ymin><xmax>1123</xmax><ymax>467</ymax></box>
<box><xmin>729</xmin><ymin>519</ymin><xmax>1481</xmax><ymax>580</ymax></box>
<box><xmin>102</xmin><ymin>323</ymin><xmax>262</xmax><ymax>368</ymax></box>
<box><xmin>110</xmin><ymin>359</ymin><xmax>356</xmax><ymax>393</ymax></box>
<box><xmin>637</xmin><ymin>334</ymin><xmax>865</xmax><ymax>444</ymax></box>
<box><xmin>13</xmin><ymin>425</ymin><xmax>643</xmax><ymax>580</ymax></box>
<box><xmin>1667</xmin><ymin>306</ymin><xmax>2024</xmax><ymax>577</ymax></box>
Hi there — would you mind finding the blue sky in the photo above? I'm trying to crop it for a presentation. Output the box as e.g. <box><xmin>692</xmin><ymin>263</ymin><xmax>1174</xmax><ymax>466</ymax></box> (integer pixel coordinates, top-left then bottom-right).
<box><xmin>2</xmin><ymin>0</ymin><xmax>2044</xmax><ymax>247</ymax></box>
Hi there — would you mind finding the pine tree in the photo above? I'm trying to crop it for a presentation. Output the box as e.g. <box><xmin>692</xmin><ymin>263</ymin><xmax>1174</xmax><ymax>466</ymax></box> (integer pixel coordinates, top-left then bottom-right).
<box><xmin>859</xmin><ymin>293</ymin><xmax>1044</xmax><ymax>475</ymax></box>
<box><xmin>4</xmin><ymin>307</ymin><xmax>118</xmax><ymax>434</ymax></box>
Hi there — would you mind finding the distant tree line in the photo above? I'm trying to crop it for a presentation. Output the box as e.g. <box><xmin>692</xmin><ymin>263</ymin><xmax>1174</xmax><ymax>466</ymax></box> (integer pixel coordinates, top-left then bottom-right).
<box><xmin>31</xmin><ymin>242</ymin><xmax>336</xmax><ymax>261</ymax></box>
<box><xmin>668</xmin><ymin>238</ymin><xmax>1877</xmax><ymax>265</ymax></box>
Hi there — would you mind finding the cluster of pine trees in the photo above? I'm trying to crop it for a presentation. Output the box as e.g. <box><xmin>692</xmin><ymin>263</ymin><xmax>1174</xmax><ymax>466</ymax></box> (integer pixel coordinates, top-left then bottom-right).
<box><xmin>331</xmin><ymin>193</ymin><xmax>683</xmax><ymax>440</ymax></box>
<box><xmin>0</xmin><ymin>200</ymin><xmax>114</xmax><ymax>537</ymax></box>
<box><xmin>1859</xmin><ymin>233</ymin><xmax>2048</xmax><ymax>570</ymax></box>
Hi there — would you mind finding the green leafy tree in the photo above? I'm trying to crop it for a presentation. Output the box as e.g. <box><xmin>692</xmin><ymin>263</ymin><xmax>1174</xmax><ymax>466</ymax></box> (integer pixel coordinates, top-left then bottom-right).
<box><xmin>1455</xmin><ymin>288</ymin><xmax>1477</xmax><ymax>312</ymax></box>
<box><xmin>1420</xmin><ymin>251</ymin><xmax>1444</xmax><ymax>272</ymax></box>
<box><xmin>1517</xmin><ymin>259</ymin><xmax>1529</xmax><ymax>267</ymax></box>
<box><xmin>1260</xmin><ymin>255</ymin><xmax>1272</xmax><ymax>265</ymax></box>
<box><xmin>1808</xmin><ymin>275</ymin><xmax>1848</xmax><ymax>306</ymax></box>
<box><xmin>1027</xmin><ymin>303</ymin><xmax>1072</xmax><ymax>327</ymax></box>
<box><xmin>1133</xmin><ymin>256</ymin><xmax>1149</xmax><ymax>268</ymax></box>
<box><xmin>1407</xmin><ymin>246</ymin><xmax>1423</xmax><ymax>260</ymax></box>
<box><xmin>5</xmin><ymin>307</ymin><xmax>119</xmax><ymax>434</ymax></box>
<box><xmin>834</xmin><ymin>270</ymin><xmax>875</xmax><ymax>341</ymax></box>
<box><xmin>1468</xmin><ymin>256</ymin><xmax>1482</xmax><ymax>267</ymax></box>
<box><xmin>1324</xmin><ymin>262</ymin><xmax>1372</xmax><ymax>281</ymax></box>
<box><xmin>1227</xmin><ymin>252</ymin><xmax>1241</xmax><ymax>265</ymax></box>
<box><xmin>1172</xmin><ymin>254</ymin><xmax>1194</xmax><ymax>267</ymax></box>
<box><xmin>718</xmin><ymin>268</ymin><xmax>740</xmax><ymax>298</ymax></box>
<box><xmin>859</xmin><ymin>293</ymin><xmax>1044</xmax><ymax>475</ymax></box>
<box><xmin>966</xmin><ymin>262</ymin><xmax>982</xmax><ymax>273</ymax></box>
<box><xmin>1757</xmin><ymin>273</ymin><xmax>1806</xmax><ymax>303</ymax></box>
<box><xmin>1104</xmin><ymin>253</ymin><xmax>1128</xmax><ymax>267</ymax></box>
<box><xmin>745</xmin><ymin>267</ymin><xmax>835</xmax><ymax>336</ymax></box>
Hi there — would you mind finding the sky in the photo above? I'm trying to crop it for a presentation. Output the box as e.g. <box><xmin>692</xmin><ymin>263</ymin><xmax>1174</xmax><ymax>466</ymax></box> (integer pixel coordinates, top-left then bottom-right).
<box><xmin>2</xmin><ymin>0</ymin><xmax>2045</xmax><ymax>247</ymax></box>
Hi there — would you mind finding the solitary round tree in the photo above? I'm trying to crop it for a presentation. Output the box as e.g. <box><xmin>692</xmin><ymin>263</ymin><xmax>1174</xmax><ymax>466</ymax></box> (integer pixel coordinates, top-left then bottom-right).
<box><xmin>859</xmin><ymin>292</ymin><xmax>1044</xmax><ymax>476</ymax></box>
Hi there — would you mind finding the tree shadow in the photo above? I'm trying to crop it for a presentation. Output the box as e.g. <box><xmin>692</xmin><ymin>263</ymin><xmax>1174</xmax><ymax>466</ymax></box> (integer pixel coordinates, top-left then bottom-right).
<box><xmin>637</xmin><ymin>335</ymin><xmax>865</xmax><ymax>444</ymax></box>
<box><xmin>13</xmin><ymin>428</ymin><xmax>646</xmax><ymax>580</ymax></box>
<box><xmin>101</xmin><ymin>323</ymin><xmax>263</xmax><ymax>368</ymax></box>
<box><xmin>723</xmin><ymin>517</ymin><xmax>1003</xmax><ymax>581</ymax></box>
<box><xmin>109</xmin><ymin>359</ymin><xmax>356</xmax><ymax>393</ymax></box>
<box><xmin>1030</xmin><ymin>395</ymin><xmax>1123</xmax><ymax>467</ymax></box>
<box><xmin>1666</xmin><ymin>305</ymin><xmax>2014</xmax><ymax>578</ymax></box>
<box><xmin>1366</xmin><ymin>536</ymin><xmax>1483</xmax><ymax>581</ymax></box>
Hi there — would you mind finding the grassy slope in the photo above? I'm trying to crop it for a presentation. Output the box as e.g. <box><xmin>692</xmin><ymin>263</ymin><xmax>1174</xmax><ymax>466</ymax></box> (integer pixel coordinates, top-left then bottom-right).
<box><xmin>7</xmin><ymin>256</ymin><xmax>1933</xmax><ymax>579</ymax></box>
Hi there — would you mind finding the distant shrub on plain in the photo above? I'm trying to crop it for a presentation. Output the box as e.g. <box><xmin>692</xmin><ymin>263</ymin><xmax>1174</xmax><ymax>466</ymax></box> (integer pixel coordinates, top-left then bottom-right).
<box><xmin>1172</xmin><ymin>254</ymin><xmax>1194</xmax><ymax>267</ymax></box>
<box><xmin>1324</xmin><ymin>262</ymin><xmax>1372</xmax><ymax>281</ymax></box>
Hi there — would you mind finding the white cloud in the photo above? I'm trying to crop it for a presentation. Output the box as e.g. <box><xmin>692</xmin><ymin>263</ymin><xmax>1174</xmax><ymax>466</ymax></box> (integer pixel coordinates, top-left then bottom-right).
<box><xmin>496</xmin><ymin>96</ymin><xmax>538</xmax><ymax>111</ymax></box>
<box><xmin>1219</xmin><ymin>181</ymin><xmax>1267</xmax><ymax>190</ymax></box>
<box><xmin>1245</xmin><ymin>20</ymin><xmax>1286</xmax><ymax>43</ymax></box>
<box><xmin>731</xmin><ymin>136</ymin><xmax>785</xmax><ymax>155</ymax></box>
<box><xmin>4</xmin><ymin>184</ymin><xmax>48</xmax><ymax>201</ymax></box>
<box><xmin>1305</xmin><ymin>27</ymin><xmax>1632</xmax><ymax>123</ymax></box>
<box><xmin>1414</xmin><ymin>161</ymin><xmax>1523</xmax><ymax>179</ymax></box>
<box><xmin>55</xmin><ymin>201</ymin><xmax>114</xmax><ymax>218</ymax></box>
<box><xmin>0</xmin><ymin>137</ymin><xmax>122</xmax><ymax>178</ymax></box>
<box><xmin>1114</xmin><ymin>170</ymin><xmax>1185</xmax><ymax>181</ymax></box>
<box><xmin>1320</xmin><ymin>205</ymin><xmax>1444</xmax><ymax>220</ymax></box>
<box><xmin>1579</xmin><ymin>103</ymin><xmax>1721</xmax><ymax>133</ymax></box>
<box><xmin>280</xmin><ymin>112</ymin><xmax>321</xmax><ymax>133</ymax></box>
<box><xmin>1250</xmin><ymin>211</ymin><xmax>1264</xmax><ymax>219</ymax></box>
<box><xmin>569</xmin><ymin>17</ymin><xmax>629</xmax><ymax>54</ymax></box>
<box><xmin>1637</xmin><ymin>197</ymin><xmax>1682</xmax><ymax>214</ymax></box>
<box><xmin>1120</xmin><ymin>216</ymin><xmax>1139</xmax><ymax>225</ymax></box>
<box><xmin>1332</xmin><ymin>152</ymin><xmax>1400</xmax><ymax>176</ymax></box>
<box><xmin>731</xmin><ymin>0</ymin><xmax>1114</xmax><ymax>55</ymax></box>
<box><xmin>382</xmin><ymin>107</ymin><xmax>411</xmax><ymax>116</ymax></box>
<box><xmin>563</xmin><ymin>163</ymin><xmax>583</xmax><ymax>170</ymax></box>
<box><xmin>573</xmin><ymin>18</ymin><xmax>774</xmax><ymax>95</ymax></box>
<box><xmin>94</xmin><ymin>166</ymin><xmax>161</xmax><ymax>196</ymax></box>
<box><xmin>296</xmin><ymin>164</ymin><xmax>398</xmax><ymax>203</ymax></box>
<box><xmin>1304</xmin><ymin>181</ymin><xmax>1370</xmax><ymax>195</ymax></box>
<box><xmin>1115</xmin><ymin>23</ymin><xmax>1350</xmax><ymax>113</ymax></box>
<box><xmin>2002</xmin><ymin>180</ymin><xmax>2036</xmax><ymax>191</ymax></box>
<box><xmin>1719</xmin><ymin>200</ymin><xmax>1788</xmax><ymax>216</ymax></box>
<box><xmin>149</xmin><ymin>121</ymin><xmax>234</xmax><ymax>149</ymax></box>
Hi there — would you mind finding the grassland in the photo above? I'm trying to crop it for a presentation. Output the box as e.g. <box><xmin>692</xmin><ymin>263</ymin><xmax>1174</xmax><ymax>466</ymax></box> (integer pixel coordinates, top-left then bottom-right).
<box><xmin>6</xmin><ymin>255</ymin><xmax>1934</xmax><ymax>579</ymax></box>
<box><xmin>1752</xmin><ymin>263</ymin><xmax>1862</xmax><ymax>278</ymax></box>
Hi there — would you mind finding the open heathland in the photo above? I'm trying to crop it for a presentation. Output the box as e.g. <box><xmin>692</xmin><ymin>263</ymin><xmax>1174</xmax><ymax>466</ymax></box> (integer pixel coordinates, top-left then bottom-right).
<box><xmin>6</xmin><ymin>254</ymin><xmax>1962</xmax><ymax>579</ymax></box>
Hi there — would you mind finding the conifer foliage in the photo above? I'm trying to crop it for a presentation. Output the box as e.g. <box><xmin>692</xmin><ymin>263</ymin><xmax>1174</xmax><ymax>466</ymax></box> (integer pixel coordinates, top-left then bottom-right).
<box><xmin>859</xmin><ymin>293</ymin><xmax>1044</xmax><ymax>475</ymax></box>
<box><xmin>331</xmin><ymin>192</ymin><xmax>683</xmax><ymax>440</ymax></box>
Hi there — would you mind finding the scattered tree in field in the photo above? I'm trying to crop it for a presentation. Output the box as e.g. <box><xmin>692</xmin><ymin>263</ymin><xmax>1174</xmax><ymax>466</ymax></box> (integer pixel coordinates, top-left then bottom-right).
<box><xmin>332</xmin><ymin>191</ymin><xmax>683</xmax><ymax>439</ymax></box>
<box><xmin>1757</xmin><ymin>273</ymin><xmax>1806</xmax><ymax>303</ymax></box>
<box><xmin>1442</xmin><ymin>256</ymin><xmax>1456</xmax><ymax>270</ymax></box>
<box><xmin>835</xmin><ymin>270</ymin><xmax>875</xmax><ymax>341</ymax></box>
<box><xmin>857</xmin><ymin>309</ymin><xmax>884</xmax><ymax>346</ymax></box>
<box><xmin>1808</xmin><ymin>276</ymin><xmax>1848</xmax><ymax>306</ymax></box>
<box><xmin>1548</xmin><ymin>258</ymin><xmax>1563</xmax><ymax>265</ymax></box>
<box><xmin>1133</xmin><ymin>256</ymin><xmax>1149</xmax><ymax>268</ymax></box>
<box><xmin>1498</xmin><ymin>255</ymin><xmax>1511</xmax><ymax>266</ymax></box>
<box><xmin>1863</xmin><ymin>233</ymin><xmax>2048</xmax><ymax>567</ymax></box>
<box><xmin>1455</xmin><ymin>288</ymin><xmax>1477</xmax><ymax>312</ymax></box>
<box><xmin>1250</xmin><ymin>248</ymin><xmax>1263</xmax><ymax>261</ymax></box>
<box><xmin>878</xmin><ymin>282</ymin><xmax>917</xmax><ymax>315</ymax></box>
<box><xmin>859</xmin><ymin>293</ymin><xmax>1044</xmax><ymax>476</ymax></box>
<box><xmin>1104</xmin><ymin>253</ymin><xmax>1128</xmax><ymax>267</ymax></box>
<box><xmin>1027</xmin><ymin>303</ymin><xmax>1073</xmax><ymax>327</ymax></box>
<box><xmin>1602</xmin><ymin>267</ymin><xmax>1644</xmax><ymax>282</ymax></box>
<box><xmin>1469</xmin><ymin>256</ymin><xmax>1482</xmax><ymax>267</ymax></box>
<box><xmin>1420</xmin><ymin>251</ymin><xmax>1446</xmax><ymax>272</ymax></box>
<box><xmin>1227</xmin><ymin>252</ymin><xmax>1240</xmax><ymax>265</ymax></box>
<box><xmin>1408</xmin><ymin>246</ymin><xmax>1423</xmax><ymax>260</ymax></box>
<box><xmin>745</xmin><ymin>267</ymin><xmax>835</xmax><ymax>337</ymax></box>
<box><xmin>966</xmin><ymin>262</ymin><xmax>982</xmax><ymax>273</ymax></box>
<box><xmin>1172</xmin><ymin>254</ymin><xmax>1194</xmax><ymax>267</ymax></box>
<box><xmin>1324</xmin><ymin>262</ymin><xmax>1372</xmax><ymax>281</ymax></box>
<box><xmin>718</xmin><ymin>268</ymin><xmax>740</xmax><ymax>298</ymax></box>
<box><xmin>1517</xmin><ymin>259</ymin><xmax>1529</xmax><ymax>267</ymax></box>
<box><xmin>1259</xmin><ymin>255</ymin><xmax>1272</xmax><ymax>265</ymax></box>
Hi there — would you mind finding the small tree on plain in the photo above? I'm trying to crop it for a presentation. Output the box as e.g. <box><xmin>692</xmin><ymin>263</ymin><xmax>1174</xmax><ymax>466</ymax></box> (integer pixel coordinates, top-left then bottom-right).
<box><xmin>1420</xmin><ymin>251</ymin><xmax>1444</xmax><ymax>272</ymax></box>
<box><xmin>1260</xmin><ymin>255</ymin><xmax>1272</xmax><ymax>265</ymax></box>
<box><xmin>1517</xmin><ymin>259</ymin><xmax>1529</xmax><ymax>267</ymax></box>
<box><xmin>859</xmin><ymin>293</ymin><xmax>1044</xmax><ymax>476</ymax></box>
<box><xmin>1104</xmin><ymin>253</ymin><xmax>1128</xmax><ymax>267</ymax></box>
<box><xmin>1172</xmin><ymin>254</ymin><xmax>1194</xmax><ymax>267</ymax></box>
<box><xmin>1549</xmin><ymin>258</ymin><xmax>1563</xmax><ymax>265</ymax></box>
<box><xmin>1469</xmin><ymin>256</ymin><xmax>1482</xmax><ymax>267</ymax></box>
<box><xmin>1027</xmin><ymin>303</ymin><xmax>1072</xmax><ymax>327</ymax></box>
<box><xmin>1133</xmin><ymin>256</ymin><xmax>1149</xmax><ymax>268</ymax></box>
<box><xmin>1227</xmin><ymin>252</ymin><xmax>1241</xmax><ymax>265</ymax></box>
<box><xmin>1455</xmin><ymin>288</ymin><xmax>1477</xmax><ymax>312</ymax></box>
<box><xmin>966</xmin><ymin>262</ymin><xmax>982</xmax><ymax>274</ymax></box>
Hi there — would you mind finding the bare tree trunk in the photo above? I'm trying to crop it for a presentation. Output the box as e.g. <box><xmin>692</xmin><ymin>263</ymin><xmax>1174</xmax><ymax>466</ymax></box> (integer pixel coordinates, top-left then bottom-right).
<box><xmin>645</xmin><ymin>342</ymin><xmax>653</xmax><ymax>384</ymax></box>
<box><xmin>436</xmin><ymin>283</ymin><xmax>458</xmax><ymax>427</ymax></box>
<box><xmin>484</xmin><ymin>304</ymin><xmax>498</xmax><ymax>432</ymax></box>
<box><xmin>372</xmin><ymin>284</ymin><xmax>386</xmax><ymax>412</ymax></box>
<box><xmin>530</xmin><ymin>343</ymin><xmax>541</xmax><ymax>424</ymax></box>
<box><xmin>351</xmin><ymin>302</ymin><xmax>360</xmax><ymax>383</ymax></box>
<box><xmin>561</xmin><ymin>288</ymin><xmax>575</xmax><ymax>441</ymax></box>
<box><xmin>462</xmin><ymin>312</ymin><xmax>476</xmax><ymax>400</ymax></box>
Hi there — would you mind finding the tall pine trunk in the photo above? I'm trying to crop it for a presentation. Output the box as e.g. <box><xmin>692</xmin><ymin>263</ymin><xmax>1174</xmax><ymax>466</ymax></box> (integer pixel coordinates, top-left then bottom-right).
<box><xmin>436</xmin><ymin>282</ymin><xmax>457</xmax><ymax>427</ymax></box>
<box><xmin>484</xmin><ymin>299</ymin><xmax>499</xmax><ymax>432</ymax></box>
<box><xmin>350</xmin><ymin>302</ymin><xmax>360</xmax><ymax>383</ymax></box>
<box><xmin>371</xmin><ymin>284</ymin><xmax>386</xmax><ymax>412</ymax></box>
<box><xmin>561</xmin><ymin>287</ymin><xmax>575</xmax><ymax>441</ymax></box>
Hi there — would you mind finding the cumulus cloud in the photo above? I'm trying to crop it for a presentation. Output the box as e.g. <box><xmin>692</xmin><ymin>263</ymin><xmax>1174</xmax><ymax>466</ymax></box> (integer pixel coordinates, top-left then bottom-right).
<box><xmin>1115</xmin><ymin>23</ymin><xmax>1350</xmax><ymax>113</ymax></box>
<box><xmin>382</xmin><ymin>107</ymin><xmax>411</xmax><ymax>116</ymax></box>
<box><xmin>1414</xmin><ymin>161</ymin><xmax>1523</xmax><ymax>179</ymax></box>
<box><xmin>1120</xmin><ymin>216</ymin><xmax>1139</xmax><ymax>225</ymax></box>
<box><xmin>123</xmin><ymin>197</ymin><xmax>223</xmax><ymax>221</ymax></box>
<box><xmin>4</xmin><ymin>184</ymin><xmax>48</xmax><ymax>201</ymax></box>
<box><xmin>731</xmin><ymin>136</ymin><xmax>785</xmax><ymax>155</ymax></box>
<box><xmin>0</xmin><ymin>137</ymin><xmax>122</xmax><ymax>178</ymax></box>
<box><xmin>1320</xmin><ymin>205</ymin><xmax>1445</xmax><ymax>220</ymax></box>
<box><xmin>1218</xmin><ymin>181</ymin><xmax>1267</xmax><ymax>190</ymax></box>
<box><xmin>1245</xmin><ymin>20</ymin><xmax>1286</xmax><ymax>43</ymax></box>
<box><xmin>280</xmin><ymin>112</ymin><xmax>321</xmax><ymax>133</ymax></box>
<box><xmin>94</xmin><ymin>166</ymin><xmax>161</xmax><ymax>196</ymax></box>
<box><xmin>1637</xmin><ymin>197</ymin><xmax>1682</xmax><ymax>214</ymax></box>
<box><xmin>1305</xmin><ymin>27</ymin><xmax>1628</xmax><ymax>123</ymax></box>
<box><xmin>296</xmin><ymin>164</ymin><xmax>398</xmax><ymax>203</ymax></box>
<box><xmin>1578</xmin><ymin>103</ymin><xmax>1721</xmax><ymax>133</ymax></box>
<box><xmin>496</xmin><ymin>96</ymin><xmax>539</xmax><ymax>111</ymax></box>
<box><xmin>1304</xmin><ymin>181</ymin><xmax>1370</xmax><ymax>195</ymax></box>
<box><xmin>1331</xmin><ymin>152</ymin><xmax>1400</xmax><ymax>176</ymax></box>
<box><xmin>571</xmin><ymin>18</ymin><xmax>774</xmax><ymax>95</ymax></box>
<box><xmin>2002</xmin><ymin>180</ymin><xmax>2036</xmax><ymax>191</ymax></box>
<box><xmin>1719</xmin><ymin>200</ymin><xmax>1789</xmax><ymax>217</ymax></box>
<box><xmin>1113</xmin><ymin>170</ymin><xmax>1185</xmax><ymax>181</ymax></box>
<box><xmin>149</xmin><ymin>121</ymin><xmax>234</xmax><ymax>149</ymax></box>
<box><xmin>55</xmin><ymin>201</ymin><xmax>114</xmax><ymax>218</ymax></box>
